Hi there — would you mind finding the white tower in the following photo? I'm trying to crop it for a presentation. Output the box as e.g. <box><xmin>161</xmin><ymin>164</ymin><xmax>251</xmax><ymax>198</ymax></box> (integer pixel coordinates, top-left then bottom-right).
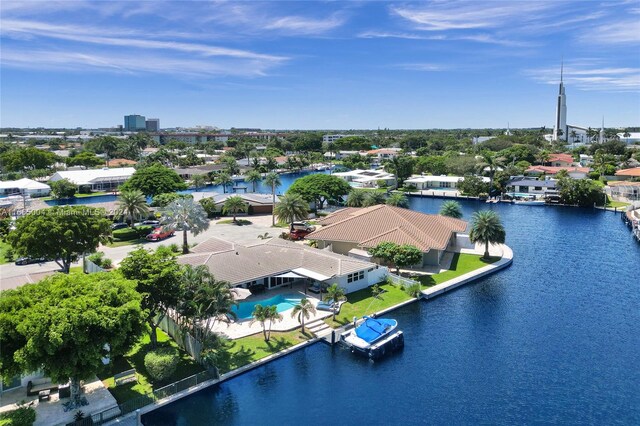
<box><xmin>553</xmin><ymin>61</ymin><xmax>567</xmax><ymax>141</ymax></box>
<box><xmin>599</xmin><ymin>117</ymin><xmax>605</xmax><ymax>143</ymax></box>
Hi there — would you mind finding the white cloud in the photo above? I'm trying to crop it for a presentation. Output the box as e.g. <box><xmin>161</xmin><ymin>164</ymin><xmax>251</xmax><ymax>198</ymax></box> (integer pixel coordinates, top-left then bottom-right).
<box><xmin>577</xmin><ymin>19</ymin><xmax>640</xmax><ymax>45</ymax></box>
<box><xmin>395</xmin><ymin>63</ymin><xmax>448</xmax><ymax>72</ymax></box>
<box><xmin>264</xmin><ymin>14</ymin><xmax>346</xmax><ymax>34</ymax></box>
<box><xmin>526</xmin><ymin>63</ymin><xmax>640</xmax><ymax>92</ymax></box>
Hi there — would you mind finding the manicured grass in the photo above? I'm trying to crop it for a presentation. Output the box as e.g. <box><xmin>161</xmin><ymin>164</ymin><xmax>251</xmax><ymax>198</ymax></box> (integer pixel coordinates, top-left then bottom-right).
<box><xmin>217</xmin><ymin>330</ymin><xmax>311</xmax><ymax>374</ymax></box>
<box><xmin>324</xmin><ymin>283</ymin><xmax>413</xmax><ymax>328</ymax></box>
<box><xmin>98</xmin><ymin>329</ymin><xmax>204</xmax><ymax>404</ymax></box>
<box><xmin>605</xmin><ymin>196</ymin><xmax>630</xmax><ymax>209</ymax></box>
<box><xmin>106</xmin><ymin>239</ymin><xmax>147</xmax><ymax>248</ymax></box>
<box><xmin>0</xmin><ymin>240</ymin><xmax>11</xmax><ymax>265</ymax></box>
<box><xmin>417</xmin><ymin>253</ymin><xmax>500</xmax><ymax>288</ymax></box>
<box><xmin>217</xmin><ymin>219</ymin><xmax>252</xmax><ymax>225</ymax></box>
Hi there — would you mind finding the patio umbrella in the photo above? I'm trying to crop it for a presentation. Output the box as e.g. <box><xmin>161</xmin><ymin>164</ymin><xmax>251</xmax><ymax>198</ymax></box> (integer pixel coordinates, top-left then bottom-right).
<box><xmin>231</xmin><ymin>287</ymin><xmax>252</xmax><ymax>301</ymax></box>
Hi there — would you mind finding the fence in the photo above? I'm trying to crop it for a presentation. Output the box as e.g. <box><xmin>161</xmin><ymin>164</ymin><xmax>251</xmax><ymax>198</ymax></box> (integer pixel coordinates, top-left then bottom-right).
<box><xmin>157</xmin><ymin>315</ymin><xmax>202</xmax><ymax>361</ymax></box>
<box><xmin>83</xmin><ymin>257</ymin><xmax>105</xmax><ymax>274</ymax></box>
<box><xmin>386</xmin><ymin>272</ymin><xmax>418</xmax><ymax>288</ymax></box>
<box><xmin>74</xmin><ymin>370</ymin><xmax>218</xmax><ymax>425</ymax></box>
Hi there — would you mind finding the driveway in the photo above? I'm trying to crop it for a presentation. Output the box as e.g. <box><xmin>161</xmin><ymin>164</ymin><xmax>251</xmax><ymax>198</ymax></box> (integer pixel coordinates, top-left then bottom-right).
<box><xmin>0</xmin><ymin>214</ymin><xmax>281</xmax><ymax>288</ymax></box>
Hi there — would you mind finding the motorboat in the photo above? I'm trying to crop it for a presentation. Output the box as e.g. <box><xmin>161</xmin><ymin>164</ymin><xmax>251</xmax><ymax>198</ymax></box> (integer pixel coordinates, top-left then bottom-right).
<box><xmin>341</xmin><ymin>316</ymin><xmax>403</xmax><ymax>359</ymax></box>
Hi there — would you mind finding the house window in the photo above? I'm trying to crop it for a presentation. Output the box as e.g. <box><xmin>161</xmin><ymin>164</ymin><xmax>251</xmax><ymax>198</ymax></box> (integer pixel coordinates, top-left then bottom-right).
<box><xmin>534</xmin><ymin>187</ymin><xmax>542</xmax><ymax>191</ymax></box>
<box><xmin>347</xmin><ymin>271</ymin><xmax>365</xmax><ymax>283</ymax></box>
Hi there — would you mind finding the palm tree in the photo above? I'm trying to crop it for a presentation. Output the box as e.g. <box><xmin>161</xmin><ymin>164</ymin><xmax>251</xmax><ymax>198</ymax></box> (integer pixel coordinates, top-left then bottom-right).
<box><xmin>245</xmin><ymin>170</ymin><xmax>262</xmax><ymax>192</ymax></box>
<box><xmin>265</xmin><ymin>172</ymin><xmax>282</xmax><ymax>226</ymax></box>
<box><xmin>346</xmin><ymin>189</ymin><xmax>367</xmax><ymax>207</ymax></box>
<box><xmin>191</xmin><ymin>174</ymin><xmax>207</xmax><ymax>191</ymax></box>
<box><xmin>291</xmin><ymin>298</ymin><xmax>316</xmax><ymax>333</ymax></box>
<box><xmin>362</xmin><ymin>191</ymin><xmax>386</xmax><ymax>207</ymax></box>
<box><xmin>385</xmin><ymin>192</ymin><xmax>408</xmax><ymax>208</ymax></box>
<box><xmin>161</xmin><ymin>197</ymin><xmax>210</xmax><ymax>254</ymax></box>
<box><xmin>536</xmin><ymin>150</ymin><xmax>551</xmax><ymax>166</ymax></box>
<box><xmin>250</xmin><ymin>304</ymin><xmax>283</xmax><ymax>342</ymax></box>
<box><xmin>274</xmin><ymin>193</ymin><xmax>308</xmax><ymax>227</ymax></box>
<box><xmin>468</xmin><ymin>210</ymin><xmax>506</xmax><ymax>260</ymax></box>
<box><xmin>439</xmin><ymin>200</ymin><xmax>463</xmax><ymax>218</ymax></box>
<box><xmin>623</xmin><ymin>130</ymin><xmax>631</xmax><ymax>144</ymax></box>
<box><xmin>97</xmin><ymin>136</ymin><xmax>119</xmax><ymax>166</ymax></box>
<box><xmin>116</xmin><ymin>189</ymin><xmax>149</xmax><ymax>227</ymax></box>
<box><xmin>476</xmin><ymin>151</ymin><xmax>504</xmax><ymax>197</ymax></box>
<box><xmin>324</xmin><ymin>284</ymin><xmax>346</xmax><ymax>321</ymax></box>
<box><xmin>216</xmin><ymin>172</ymin><xmax>233</xmax><ymax>194</ymax></box>
<box><xmin>222</xmin><ymin>195</ymin><xmax>248</xmax><ymax>223</ymax></box>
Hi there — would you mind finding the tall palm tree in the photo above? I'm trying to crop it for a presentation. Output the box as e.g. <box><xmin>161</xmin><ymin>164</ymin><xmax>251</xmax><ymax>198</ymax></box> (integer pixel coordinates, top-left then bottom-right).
<box><xmin>362</xmin><ymin>191</ymin><xmax>386</xmax><ymax>207</ymax></box>
<box><xmin>251</xmin><ymin>304</ymin><xmax>283</xmax><ymax>342</ymax></box>
<box><xmin>439</xmin><ymin>200</ymin><xmax>463</xmax><ymax>218</ymax></box>
<box><xmin>324</xmin><ymin>283</ymin><xmax>347</xmax><ymax>321</ymax></box>
<box><xmin>265</xmin><ymin>172</ymin><xmax>282</xmax><ymax>226</ymax></box>
<box><xmin>536</xmin><ymin>150</ymin><xmax>551</xmax><ymax>166</ymax></box>
<box><xmin>97</xmin><ymin>136</ymin><xmax>119</xmax><ymax>167</ymax></box>
<box><xmin>216</xmin><ymin>172</ymin><xmax>233</xmax><ymax>194</ymax></box>
<box><xmin>291</xmin><ymin>298</ymin><xmax>316</xmax><ymax>333</ymax></box>
<box><xmin>274</xmin><ymin>193</ymin><xmax>308</xmax><ymax>227</ymax></box>
<box><xmin>476</xmin><ymin>151</ymin><xmax>504</xmax><ymax>197</ymax></box>
<box><xmin>116</xmin><ymin>189</ymin><xmax>149</xmax><ymax>227</ymax></box>
<box><xmin>161</xmin><ymin>197</ymin><xmax>210</xmax><ymax>254</ymax></box>
<box><xmin>385</xmin><ymin>192</ymin><xmax>408</xmax><ymax>208</ymax></box>
<box><xmin>469</xmin><ymin>210</ymin><xmax>506</xmax><ymax>260</ymax></box>
<box><xmin>346</xmin><ymin>189</ymin><xmax>366</xmax><ymax>207</ymax></box>
<box><xmin>245</xmin><ymin>170</ymin><xmax>262</xmax><ymax>192</ymax></box>
<box><xmin>222</xmin><ymin>195</ymin><xmax>248</xmax><ymax>223</ymax></box>
<box><xmin>191</xmin><ymin>174</ymin><xmax>207</xmax><ymax>191</ymax></box>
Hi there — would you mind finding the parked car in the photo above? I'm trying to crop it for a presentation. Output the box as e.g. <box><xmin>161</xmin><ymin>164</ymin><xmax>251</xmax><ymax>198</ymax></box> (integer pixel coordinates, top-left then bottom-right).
<box><xmin>142</xmin><ymin>220</ymin><xmax>161</xmax><ymax>226</ymax></box>
<box><xmin>111</xmin><ymin>222</ymin><xmax>128</xmax><ymax>230</ymax></box>
<box><xmin>15</xmin><ymin>257</ymin><xmax>47</xmax><ymax>265</ymax></box>
<box><xmin>145</xmin><ymin>227</ymin><xmax>175</xmax><ymax>241</ymax></box>
<box><xmin>290</xmin><ymin>221</ymin><xmax>316</xmax><ymax>232</ymax></box>
<box><xmin>289</xmin><ymin>229</ymin><xmax>312</xmax><ymax>241</ymax></box>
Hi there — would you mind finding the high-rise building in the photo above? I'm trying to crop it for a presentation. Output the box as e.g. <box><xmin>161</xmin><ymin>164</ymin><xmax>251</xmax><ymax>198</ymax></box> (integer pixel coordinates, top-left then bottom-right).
<box><xmin>146</xmin><ymin>118</ymin><xmax>160</xmax><ymax>132</ymax></box>
<box><xmin>553</xmin><ymin>62</ymin><xmax>567</xmax><ymax>142</ymax></box>
<box><xmin>124</xmin><ymin>114</ymin><xmax>146</xmax><ymax>131</ymax></box>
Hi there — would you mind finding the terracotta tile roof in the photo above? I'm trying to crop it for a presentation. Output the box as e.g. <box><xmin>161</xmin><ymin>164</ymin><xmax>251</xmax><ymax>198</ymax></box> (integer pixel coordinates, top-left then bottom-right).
<box><xmin>608</xmin><ymin>181</ymin><xmax>640</xmax><ymax>187</ymax></box>
<box><xmin>615</xmin><ymin>167</ymin><xmax>640</xmax><ymax>177</ymax></box>
<box><xmin>310</xmin><ymin>205</ymin><xmax>467</xmax><ymax>252</ymax></box>
<box><xmin>548</xmin><ymin>153</ymin><xmax>574</xmax><ymax>164</ymax></box>
<box><xmin>180</xmin><ymin>237</ymin><xmax>375</xmax><ymax>285</ymax></box>
<box><xmin>527</xmin><ymin>166</ymin><xmax>590</xmax><ymax>174</ymax></box>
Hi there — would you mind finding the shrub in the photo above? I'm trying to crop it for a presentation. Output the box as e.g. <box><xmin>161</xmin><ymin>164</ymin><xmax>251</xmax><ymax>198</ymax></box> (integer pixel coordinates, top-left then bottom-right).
<box><xmin>101</xmin><ymin>258</ymin><xmax>113</xmax><ymax>269</ymax></box>
<box><xmin>135</xmin><ymin>225</ymin><xmax>154</xmax><ymax>238</ymax></box>
<box><xmin>404</xmin><ymin>282</ymin><xmax>422</xmax><ymax>298</ymax></box>
<box><xmin>4</xmin><ymin>248</ymin><xmax>14</xmax><ymax>262</ymax></box>
<box><xmin>168</xmin><ymin>243</ymin><xmax>180</xmax><ymax>253</ymax></box>
<box><xmin>144</xmin><ymin>347</ymin><xmax>179</xmax><ymax>382</ymax></box>
<box><xmin>78</xmin><ymin>185</ymin><xmax>92</xmax><ymax>194</ymax></box>
<box><xmin>87</xmin><ymin>251</ymin><xmax>104</xmax><ymax>265</ymax></box>
<box><xmin>0</xmin><ymin>405</ymin><xmax>37</xmax><ymax>426</ymax></box>
<box><xmin>199</xmin><ymin>198</ymin><xmax>218</xmax><ymax>218</ymax></box>
<box><xmin>112</xmin><ymin>228</ymin><xmax>139</xmax><ymax>241</ymax></box>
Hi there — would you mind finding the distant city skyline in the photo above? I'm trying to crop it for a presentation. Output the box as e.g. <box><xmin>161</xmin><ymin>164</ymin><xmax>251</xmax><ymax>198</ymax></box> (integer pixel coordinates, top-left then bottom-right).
<box><xmin>1</xmin><ymin>1</ymin><xmax>638</xmax><ymax>129</ymax></box>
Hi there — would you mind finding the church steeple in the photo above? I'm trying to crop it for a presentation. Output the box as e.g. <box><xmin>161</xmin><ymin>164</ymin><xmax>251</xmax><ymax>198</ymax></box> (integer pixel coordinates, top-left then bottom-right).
<box><xmin>553</xmin><ymin>59</ymin><xmax>567</xmax><ymax>142</ymax></box>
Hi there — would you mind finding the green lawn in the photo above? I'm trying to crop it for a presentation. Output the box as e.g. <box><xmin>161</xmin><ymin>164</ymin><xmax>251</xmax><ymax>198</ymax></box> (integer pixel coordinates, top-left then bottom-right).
<box><xmin>42</xmin><ymin>191</ymin><xmax>111</xmax><ymax>201</ymax></box>
<box><xmin>106</xmin><ymin>239</ymin><xmax>147</xmax><ymax>248</ymax></box>
<box><xmin>98</xmin><ymin>329</ymin><xmax>204</xmax><ymax>404</ymax></box>
<box><xmin>217</xmin><ymin>219</ymin><xmax>252</xmax><ymax>225</ymax></box>
<box><xmin>324</xmin><ymin>283</ymin><xmax>413</xmax><ymax>328</ymax></box>
<box><xmin>605</xmin><ymin>196</ymin><xmax>630</xmax><ymax>209</ymax></box>
<box><xmin>0</xmin><ymin>240</ymin><xmax>11</xmax><ymax>265</ymax></box>
<box><xmin>217</xmin><ymin>330</ymin><xmax>310</xmax><ymax>374</ymax></box>
<box><xmin>417</xmin><ymin>253</ymin><xmax>500</xmax><ymax>288</ymax></box>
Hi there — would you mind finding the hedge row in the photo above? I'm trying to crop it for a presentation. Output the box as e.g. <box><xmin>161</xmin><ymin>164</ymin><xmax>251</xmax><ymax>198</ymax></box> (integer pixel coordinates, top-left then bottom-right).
<box><xmin>112</xmin><ymin>225</ymin><xmax>155</xmax><ymax>241</ymax></box>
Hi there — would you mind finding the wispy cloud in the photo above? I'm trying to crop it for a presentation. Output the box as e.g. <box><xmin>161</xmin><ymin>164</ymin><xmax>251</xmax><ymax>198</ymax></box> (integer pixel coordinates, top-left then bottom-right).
<box><xmin>526</xmin><ymin>63</ymin><xmax>640</xmax><ymax>92</ymax></box>
<box><xmin>358</xmin><ymin>30</ymin><xmax>532</xmax><ymax>47</ymax></box>
<box><xmin>264</xmin><ymin>14</ymin><xmax>346</xmax><ymax>35</ymax></box>
<box><xmin>577</xmin><ymin>19</ymin><xmax>640</xmax><ymax>45</ymax></box>
<box><xmin>394</xmin><ymin>63</ymin><xmax>448</xmax><ymax>72</ymax></box>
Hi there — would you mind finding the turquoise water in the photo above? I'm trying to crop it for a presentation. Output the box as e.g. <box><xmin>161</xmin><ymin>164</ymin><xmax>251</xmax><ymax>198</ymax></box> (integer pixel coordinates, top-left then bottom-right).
<box><xmin>232</xmin><ymin>293</ymin><xmax>303</xmax><ymax>320</ymax></box>
<box><xmin>145</xmin><ymin>198</ymin><xmax>640</xmax><ymax>425</ymax></box>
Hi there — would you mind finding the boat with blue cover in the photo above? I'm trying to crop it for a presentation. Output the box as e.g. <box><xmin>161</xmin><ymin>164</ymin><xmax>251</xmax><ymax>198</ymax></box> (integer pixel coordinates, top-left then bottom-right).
<box><xmin>341</xmin><ymin>316</ymin><xmax>404</xmax><ymax>359</ymax></box>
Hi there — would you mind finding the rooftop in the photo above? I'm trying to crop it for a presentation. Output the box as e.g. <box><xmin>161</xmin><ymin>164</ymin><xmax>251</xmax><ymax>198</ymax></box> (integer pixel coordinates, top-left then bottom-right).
<box><xmin>50</xmin><ymin>167</ymin><xmax>136</xmax><ymax>185</ymax></box>
<box><xmin>308</xmin><ymin>204</ymin><xmax>467</xmax><ymax>252</ymax></box>
<box><xmin>615</xmin><ymin>167</ymin><xmax>640</xmax><ymax>177</ymax></box>
<box><xmin>526</xmin><ymin>166</ymin><xmax>590</xmax><ymax>175</ymax></box>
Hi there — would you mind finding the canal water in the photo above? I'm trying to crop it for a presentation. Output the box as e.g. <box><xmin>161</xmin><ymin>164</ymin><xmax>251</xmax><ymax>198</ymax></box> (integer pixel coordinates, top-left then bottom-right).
<box><xmin>144</xmin><ymin>198</ymin><xmax>640</xmax><ymax>425</ymax></box>
<box><xmin>45</xmin><ymin>170</ymin><xmax>329</xmax><ymax>205</ymax></box>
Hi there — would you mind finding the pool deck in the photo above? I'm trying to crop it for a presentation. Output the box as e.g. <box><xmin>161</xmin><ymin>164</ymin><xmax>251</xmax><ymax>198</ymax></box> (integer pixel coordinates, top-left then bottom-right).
<box><xmin>210</xmin><ymin>283</ymin><xmax>333</xmax><ymax>339</ymax></box>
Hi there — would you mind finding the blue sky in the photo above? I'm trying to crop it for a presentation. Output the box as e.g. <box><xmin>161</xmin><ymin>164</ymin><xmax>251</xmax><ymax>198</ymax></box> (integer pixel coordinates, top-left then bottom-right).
<box><xmin>1</xmin><ymin>1</ymin><xmax>638</xmax><ymax>130</ymax></box>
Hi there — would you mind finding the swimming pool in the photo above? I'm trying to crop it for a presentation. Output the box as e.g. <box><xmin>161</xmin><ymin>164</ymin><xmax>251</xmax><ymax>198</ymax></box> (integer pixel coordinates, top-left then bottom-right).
<box><xmin>232</xmin><ymin>293</ymin><xmax>303</xmax><ymax>320</ymax></box>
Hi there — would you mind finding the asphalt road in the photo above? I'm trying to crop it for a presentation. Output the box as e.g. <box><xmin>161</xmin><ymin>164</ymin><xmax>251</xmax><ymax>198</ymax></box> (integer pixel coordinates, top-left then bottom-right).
<box><xmin>0</xmin><ymin>215</ymin><xmax>279</xmax><ymax>287</ymax></box>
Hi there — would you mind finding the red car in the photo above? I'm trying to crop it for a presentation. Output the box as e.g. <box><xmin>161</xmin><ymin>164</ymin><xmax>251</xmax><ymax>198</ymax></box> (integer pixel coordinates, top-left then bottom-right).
<box><xmin>146</xmin><ymin>227</ymin><xmax>175</xmax><ymax>241</ymax></box>
<box><xmin>289</xmin><ymin>229</ymin><xmax>311</xmax><ymax>241</ymax></box>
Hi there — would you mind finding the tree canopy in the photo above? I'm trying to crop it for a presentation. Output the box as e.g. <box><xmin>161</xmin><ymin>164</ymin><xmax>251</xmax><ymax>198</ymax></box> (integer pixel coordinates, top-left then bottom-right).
<box><xmin>66</xmin><ymin>151</ymin><xmax>104</xmax><ymax>168</ymax></box>
<box><xmin>120</xmin><ymin>164</ymin><xmax>187</xmax><ymax>197</ymax></box>
<box><xmin>287</xmin><ymin>174</ymin><xmax>351</xmax><ymax>210</ymax></box>
<box><xmin>469</xmin><ymin>210</ymin><xmax>506</xmax><ymax>259</ymax></box>
<box><xmin>161</xmin><ymin>197</ymin><xmax>210</xmax><ymax>253</ymax></box>
<box><xmin>0</xmin><ymin>147</ymin><xmax>58</xmax><ymax>172</ymax></box>
<box><xmin>369</xmin><ymin>241</ymin><xmax>422</xmax><ymax>274</ymax></box>
<box><xmin>50</xmin><ymin>178</ymin><xmax>78</xmax><ymax>199</ymax></box>
<box><xmin>557</xmin><ymin>177</ymin><xmax>605</xmax><ymax>207</ymax></box>
<box><xmin>7</xmin><ymin>206</ymin><xmax>112</xmax><ymax>273</ymax></box>
<box><xmin>0</xmin><ymin>273</ymin><xmax>144</xmax><ymax>402</ymax></box>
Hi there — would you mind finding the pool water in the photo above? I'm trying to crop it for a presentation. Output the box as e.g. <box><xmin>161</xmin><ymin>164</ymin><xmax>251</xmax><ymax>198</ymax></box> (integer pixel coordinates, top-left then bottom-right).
<box><xmin>232</xmin><ymin>293</ymin><xmax>303</xmax><ymax>320</ymax></box>
<box><xmin>145</xmin><ymin>197</ymin><xmax>640</xmax><ymax>425</ymax></box>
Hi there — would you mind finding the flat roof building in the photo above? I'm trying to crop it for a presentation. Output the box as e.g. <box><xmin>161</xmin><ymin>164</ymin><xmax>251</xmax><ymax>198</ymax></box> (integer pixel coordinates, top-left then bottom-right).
<box><xmin>49</xmin><ymin>167</ymin><xmax>136</xmax><ymax>190</ymax></box>
<box><xmin>124</xmin><ymin>115</ymin><xmax>146</xmax><ymax>131</ymax></box>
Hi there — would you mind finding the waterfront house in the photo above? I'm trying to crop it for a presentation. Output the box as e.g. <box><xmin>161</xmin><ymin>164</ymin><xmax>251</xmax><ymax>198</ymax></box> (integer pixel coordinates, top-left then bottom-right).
<box><xmin>0</xmin><ymin>178</ymin><xmax>50</xmax><ymax>197</ymax></box>
<box><xmin>201</xmin><ymin>193</ymin><xmax>280</xmax><ymax>215</ymax></box>
<box><xmin>332</xmin><ymin>169</ymin><xmax>397</xmax><ymax>189</ymax></box>
<box><xmin>606</xmin><ymin>181</ymin><xmax>640</xmax><ymax>201</ymax></box>
<box><xmin>178</xmin><ymin>237</ymin><xmax>387</xmax><ymax>294</ymax></box>
<box><xmin>506</xmin><ymin>176</ymin><xmax>557</xmax><ymax>195</ymax></box>
<box><xmin>306</xmin><ymin>204</ymin><xmax>467</xmax><ymax>266</ymax></box>
<box><xmin>404</xmin><ymin>175</ymin><xmax>489</xmax><ymax>191</ymax></box>
<box><xmin>526</xmin><ymin>165</ymin><xmax>590</xmax><ymax>179</ymax></box>
<box><xmin>546</xmin><ymin>153</ymin><xmax>574</xmax><ymax>167</ymax></box>
<box><xmin>49</xmin><ymin>167</ymin><xmax>135</xmax><ymax>191</ymax></box>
